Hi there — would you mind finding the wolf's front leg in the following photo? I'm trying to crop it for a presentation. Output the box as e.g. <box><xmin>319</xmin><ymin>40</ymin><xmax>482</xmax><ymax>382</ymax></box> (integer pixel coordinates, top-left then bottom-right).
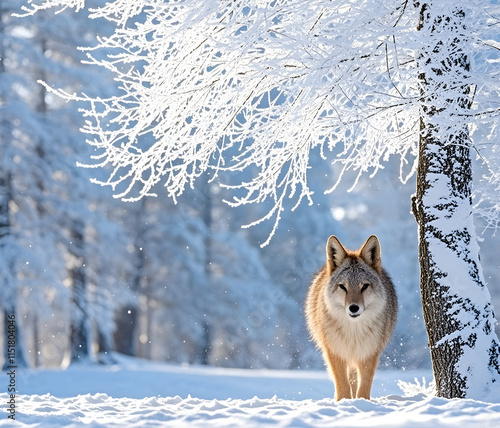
<box><xmin>356</xmin><ymin>353</ymin><xmax>380</xmax><ymax>400</ymax></box>
<box><xmin>348</xmin><ymin>368</ymin><xmax>358</xmax><ymax>398</ymax></box>
<box><xmin>325</xmin><ymin>351</ymin><xmax>352</xmax><ymax>401</ymax></box>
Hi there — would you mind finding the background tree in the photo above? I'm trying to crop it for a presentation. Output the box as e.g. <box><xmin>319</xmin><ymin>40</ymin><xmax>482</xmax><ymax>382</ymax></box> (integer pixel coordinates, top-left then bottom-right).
<box><xmin>21</xmin><ymin>0</ymin><xmax>500</xmax><ymax>398</ymax></box>
<box><xmin>0</xmin><ymin>0</ymin><xmax>136</xmax><ymax>367</ymax></box>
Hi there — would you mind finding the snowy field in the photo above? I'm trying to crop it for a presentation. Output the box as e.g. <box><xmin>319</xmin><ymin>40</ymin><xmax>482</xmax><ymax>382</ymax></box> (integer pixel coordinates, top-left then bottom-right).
<box><xmin>2</xmin><ymin>354</ymin><xmax>499</xmax><ymax>427</ymax></box>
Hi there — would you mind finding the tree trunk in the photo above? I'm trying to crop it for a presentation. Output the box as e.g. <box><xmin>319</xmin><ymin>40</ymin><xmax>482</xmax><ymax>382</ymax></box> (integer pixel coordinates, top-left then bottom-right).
<box><xmin>114</xmin><ymin>199</ymin><xmax>146</xmax><ymax>356</ymax></box>
<box><xmin>113</xmin><ymin>251</ymin><xmax>141</xmax><ymax>357</ymax></box>
<box><xmin>199</xmin><ymin>321</ymin><xmax>211</xmax><ymax>366</ymax></box>
<box><xmin>200</xmin><ymin>178</ymin><xmax>213</xmax><ymax>365</ymax></box>
<box><xmin>146</xmin><ymin>294</ymin><xmax>153</xmax><ymax>360</ymax></box>
<box><xmin>69</xmin><ymin>219</ymin><xmax>92</xmax><ymax>364</ymax></box>
<box><xmin>33</xmin><ymin>313</ymin><xmax>42</xmax><ymax>367</ymax></box>
<box><xmin>114</xmin><ymin>305</ymin><xmax>138</xmax><ymax>356</ymax></box>
<box><xmin>97</xmin><ymin>328</ymin><xmax>117</xmax><ymax>365</ymax></box>
<box><xmin>413</xmin><ymin>2</ymin><xmax>500</xmax><ymax>399</ymax></box>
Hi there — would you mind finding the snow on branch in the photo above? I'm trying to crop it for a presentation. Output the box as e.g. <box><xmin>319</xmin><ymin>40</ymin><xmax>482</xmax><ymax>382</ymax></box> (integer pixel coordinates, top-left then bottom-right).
<box><xmin>17</xmin><ymin>0</ymin><xmax>86</xmax><ymax>15</ymax></box>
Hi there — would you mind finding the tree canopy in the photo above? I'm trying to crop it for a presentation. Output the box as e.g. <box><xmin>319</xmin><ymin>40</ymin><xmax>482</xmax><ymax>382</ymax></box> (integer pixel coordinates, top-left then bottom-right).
<box><xmin>19</xmin><ymin>1</ymin><xmax>498</xmax><ymax>243</ymax></box>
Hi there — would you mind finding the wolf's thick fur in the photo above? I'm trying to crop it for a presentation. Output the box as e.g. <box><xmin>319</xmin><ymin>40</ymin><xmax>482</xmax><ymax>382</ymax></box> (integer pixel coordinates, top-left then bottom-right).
<box><xmin>305</xmin><ymin>235</ymin><xmax>397</xmax><ymax>401</ymax></box>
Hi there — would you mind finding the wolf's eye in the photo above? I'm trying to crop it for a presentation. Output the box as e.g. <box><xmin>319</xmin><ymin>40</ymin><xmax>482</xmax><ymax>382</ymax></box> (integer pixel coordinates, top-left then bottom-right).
<box><xmin>361</xmin><ymin>283</ymin><xmax>370</xmax><ymax>292</ymax></box>
<box><xmin>338</xmin><ymin>284</ymin><xmax>347</xmax><ymax>292</ymax></box>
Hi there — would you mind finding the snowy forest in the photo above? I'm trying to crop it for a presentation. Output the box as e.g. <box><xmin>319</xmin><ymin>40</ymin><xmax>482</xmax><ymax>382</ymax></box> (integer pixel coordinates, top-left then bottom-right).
<box><xmin>2</xmin><ymin>0</ymin><xmax>499</xmax><ymax>384</ymax></box>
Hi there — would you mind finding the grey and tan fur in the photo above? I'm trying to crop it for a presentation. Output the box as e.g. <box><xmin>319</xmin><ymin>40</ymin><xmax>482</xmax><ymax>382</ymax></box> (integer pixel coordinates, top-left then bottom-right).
<box><xmin>305</xmin><ymin>235</ymin><xmax>397</xmax><ymax>401</ymax></box>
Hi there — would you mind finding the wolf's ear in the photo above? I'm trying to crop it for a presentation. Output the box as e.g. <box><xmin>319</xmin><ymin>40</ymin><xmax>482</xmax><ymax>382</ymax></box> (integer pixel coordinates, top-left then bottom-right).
<box><xmin>326</xmin><ymin>235</ymin><xmax>347</xmax><ymax>275</ymax></box>
<box><xmin>359</xmin><ymin>235</ymin><xmax>382</xmax><ymax>273</ymax></box>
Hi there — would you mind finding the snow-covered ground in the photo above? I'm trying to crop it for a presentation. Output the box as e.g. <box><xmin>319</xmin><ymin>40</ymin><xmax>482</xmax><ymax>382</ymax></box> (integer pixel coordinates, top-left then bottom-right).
<box><xmin>2</xmin><ymin>354</ymin><xmax>499</xmax><ymax>427</ymax></box>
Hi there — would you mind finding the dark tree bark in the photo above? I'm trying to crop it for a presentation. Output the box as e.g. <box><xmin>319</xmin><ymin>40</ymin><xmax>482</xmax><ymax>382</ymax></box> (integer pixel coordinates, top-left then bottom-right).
<box><xmin>413</xmin><ymin>2</ymin><xmax>500</xmax><ymax>399</ymax></box>
<box><xmin>114</xmin><ymin>306</ymin><xmax>138</xmax><ymax>356</ymax></box>
<box><xmin>68</xmin><ymin>219</ymin><xmax>92</xmax><ymax>363</ymax></box>
<box><xmin>32</xmin><ymin>314</ymin><xmax>42</xmax><ymax>367</ymax></box>
<box><xmin>114</xmin><ymin>199</ymin><xmax>146</xmax><ymax>357</ymax></box>
<box><xmin>113</xmin><ymin>248</ymin><xmax>142</xmax><ymax>357</ymax></box>
<box><xmin>199</xmin><ymin>178</ymin><xmax>213</xmax><ymax>365</ymax></box>
<box><xmin>198</xmin><ymin>321</ymin><xmax>211</xmax><ymax>366</ymax></box>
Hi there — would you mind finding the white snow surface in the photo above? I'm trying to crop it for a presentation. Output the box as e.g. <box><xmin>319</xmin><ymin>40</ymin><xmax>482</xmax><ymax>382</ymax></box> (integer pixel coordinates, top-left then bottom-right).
<box><xmin>3</xmin><ymin>354</ymin><xmax>500</xmax><ymax>427</ymax></box>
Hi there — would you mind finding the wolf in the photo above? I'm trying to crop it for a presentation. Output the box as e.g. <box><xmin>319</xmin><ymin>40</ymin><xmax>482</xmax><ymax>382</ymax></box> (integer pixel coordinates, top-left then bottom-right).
<box><xmin>305</xmin><ymin>235</ymin><xmax>397</xmax><ymax>401</ymax></box>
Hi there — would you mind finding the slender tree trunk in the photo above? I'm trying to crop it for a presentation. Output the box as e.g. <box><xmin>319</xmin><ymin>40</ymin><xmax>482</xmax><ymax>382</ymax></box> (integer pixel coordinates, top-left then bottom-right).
<box><xmin>69</xmin><ymin>219</ymin><xmax>92</xmax><ymax>363</ymax></box>
<box><xmin>199</xmin><ymin>321</ymin><xmax>211</xmax><ymax>366</ymax></box>
<box><xmin>33</xmin><ymin>314</ymin><xmax>42</xmax><ymax>367</ymax></box>
<box><xmin>200</xmin><ymin>178</ymin><xmax>213</xmax><ymax>365</ymax></box>
<box><xmin>113</xmin><ymin>259</ymin><xmax>141</xmax><ymax>356</ymax></box>
<box><xmin>141</xmin><ymin>293</ymin><xmax>153</xmax><ymax>360</ymax></box>
<box><xmin>114</xmin><ymin>199</ymin><xmax>146</xmax><ymax>356</ymax></box>
<box><xmin>413</xmin><ymin>2</ymin><xmax>500</xmax><ymax>399</ymax></box>
<box><xmin>114</xmin><ymin>305</ymin><xmax>138</xmax><ymax>356</ymax></box>
<box><xmin>97</xmin><ymin>328</ymin><xmax>117</xmax><ymax>364</ymax></box>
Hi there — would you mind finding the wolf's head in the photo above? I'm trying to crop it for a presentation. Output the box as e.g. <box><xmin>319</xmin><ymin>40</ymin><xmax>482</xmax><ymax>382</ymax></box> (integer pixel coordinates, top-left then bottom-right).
<box><xmin>323</xmin><ymin>235</ymin><xmax>386</xmax><ymax>320</ymax></box>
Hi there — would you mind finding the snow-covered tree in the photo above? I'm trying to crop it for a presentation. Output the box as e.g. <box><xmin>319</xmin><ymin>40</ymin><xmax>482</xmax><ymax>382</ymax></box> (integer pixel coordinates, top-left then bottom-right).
<box><xmin>410</xmin><ymin>4</ymin><xmax>500</xmax><ymax>399</ymax></box>
<box><xmin>21</xmin><ymin>0</ymin><xmax>500</xmax><ymax>398</ymax></box>
<box><xmin>0</xmin><ymin>0</ymin><xmax>54</xmax><ymax>369</ymax></box>
<box><xmin>0</xmin><ymin>0</ymin><xmax>136</xmax><ymax>367</ymax></box>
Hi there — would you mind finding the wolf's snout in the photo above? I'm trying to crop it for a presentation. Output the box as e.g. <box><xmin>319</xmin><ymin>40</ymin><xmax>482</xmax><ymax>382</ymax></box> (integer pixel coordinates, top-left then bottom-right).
<box><xmin>349</xmin><ymin>304</ymin><xmax>360</xmax><ymax>316</ymax></box>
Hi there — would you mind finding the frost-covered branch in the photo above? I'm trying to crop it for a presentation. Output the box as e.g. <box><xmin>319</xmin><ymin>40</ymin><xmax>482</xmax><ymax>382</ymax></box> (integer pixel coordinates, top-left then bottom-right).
<box><xmin>17</xmin><ymin>0</ymin><xmax>86</xmax><ymax>15</ymax></box>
